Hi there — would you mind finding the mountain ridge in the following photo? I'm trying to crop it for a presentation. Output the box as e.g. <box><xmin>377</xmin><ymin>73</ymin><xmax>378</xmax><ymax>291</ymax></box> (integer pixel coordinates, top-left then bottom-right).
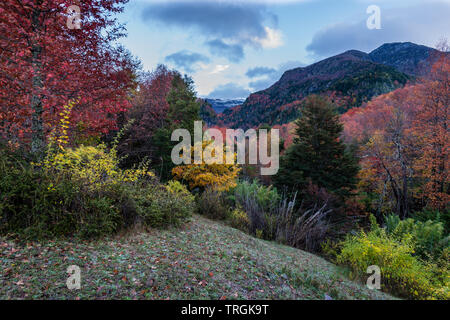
<box><xmin>205</xmin><ymin>98</ymin><xmax>246</xmax><ymax>114</ymax></box>
<box><xmin>210</xmin><ymin>42</ymin><xmax>445</xmax><ymax>129</ymax></box>
<box><xmin>369</xmin><ymin>42</ymin><xmax>437</xmax><ymax>76</ymax></box>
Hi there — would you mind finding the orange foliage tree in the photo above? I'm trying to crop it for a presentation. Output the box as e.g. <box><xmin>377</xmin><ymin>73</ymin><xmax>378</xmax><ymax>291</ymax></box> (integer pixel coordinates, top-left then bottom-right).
<box><xmin>411</xmin><ymin>44</ymin><xmax>449</xmax><ymax>209</ymax></box>
<box><xmin>342</xmin><ymin>44</ymin><xmax>449</xmax><ymax>215</ymax></box>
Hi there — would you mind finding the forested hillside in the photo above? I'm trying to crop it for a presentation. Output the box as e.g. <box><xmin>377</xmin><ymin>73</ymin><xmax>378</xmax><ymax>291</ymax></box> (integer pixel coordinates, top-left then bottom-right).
<box><xmin>214</xmin><ymin>43</ymin><xmax>445</xmax><ymax>129</ymax></box>
<box><xmin>0</xmin><ymin>1</ymin><xmax>448</xmax><ymax>302</ymax></box>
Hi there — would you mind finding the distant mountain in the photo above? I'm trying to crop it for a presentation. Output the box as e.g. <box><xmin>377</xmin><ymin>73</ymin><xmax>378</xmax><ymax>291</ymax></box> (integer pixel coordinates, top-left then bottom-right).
<box><xmin>199</xmin><ymin>98</ymin><xmax>217</xmax><ymax>127</ymax></box>
<box><xmin>204</xmin><ymin>98</ymin><xmax>245</xmax><ymax>114</ymax></box>
<box><xmin>216</xmin><ymin>42</ymin><xmax>444</xmax><ymax>129</ymax></box>
<box><xmin>369</xmin><ymin>42</ymin><xmax>439</xmax><ymax>76</ymax></box>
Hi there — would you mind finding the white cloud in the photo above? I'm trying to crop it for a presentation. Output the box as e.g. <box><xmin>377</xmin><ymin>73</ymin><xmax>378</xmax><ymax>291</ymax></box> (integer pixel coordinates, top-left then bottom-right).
<box><xmin>210</xmin><ymin>64</ymin><xmax>230</xmax><ymax>74</ymax></box>
<box><xmin>193</xmin><ymin>64</ymin><xmax>248</xmax><ymax>96</ymax></box>
<box><xmin>253</xmin><ymin>26</ymin><xmax>284</xmax><ymax>49</ymax></box>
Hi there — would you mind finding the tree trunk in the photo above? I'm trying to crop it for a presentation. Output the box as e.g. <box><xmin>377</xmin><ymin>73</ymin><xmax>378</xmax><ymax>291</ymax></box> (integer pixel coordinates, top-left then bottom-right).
<box><xmin>400</xmin><ymin>163</ymin><xmax>409</xmax><ymax>219</ymax></box>
<box><xmin>30</xmin><ymin>2</ymin><xmax>44</xmax><ymax>156</ymax></box>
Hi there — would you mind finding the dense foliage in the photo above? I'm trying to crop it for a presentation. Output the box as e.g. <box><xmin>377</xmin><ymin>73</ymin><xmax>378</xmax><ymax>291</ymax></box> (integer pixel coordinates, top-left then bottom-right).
<box><xmin>0</xmin><ymin>2</ymin><xmax>447</xmax><ymax>301</ymax></box>
<box><xmin>0</xmin><ymin>137</ymin><xmax>194</xmax><ymax>239</ymax></box>
<box><xmin>274</xmin><ymin>95</ymin><xmax>359</xmax><ymax>200</ymax></box>
<box><xmin>172</xmin><ymin>141</ymin><xmax>241</xmax><ymax>192</ymax></box>
<box><xmin>330</xmin><ymin>216</ymin><xmax>449</xmax><ymax>299</ymax></box>
<box><xmin>0</xmin><ymin>0</ymin><xmax>138</xmax><ymax>155</ymax></box>
<box><xmin>342</xmin><ymin>49</ymin><xmax>449</xmax><ymax>217</ymax></box>
<box><xmin>117</xmin><ymin>67</ymin><xmax>201</xmax><ymax>181</ymax></box>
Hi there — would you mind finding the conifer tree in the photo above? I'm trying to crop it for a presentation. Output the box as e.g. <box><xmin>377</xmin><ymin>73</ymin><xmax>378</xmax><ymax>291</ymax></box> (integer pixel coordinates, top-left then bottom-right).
<box><xmin>274</xmin><ymin>95</ymin><xmax>359</xmax><ymax>199</ymax></box>
<box><xmin>153</xmin><ymin>74</ymin><xmax>201</xmax><ymax>180</ymax></box>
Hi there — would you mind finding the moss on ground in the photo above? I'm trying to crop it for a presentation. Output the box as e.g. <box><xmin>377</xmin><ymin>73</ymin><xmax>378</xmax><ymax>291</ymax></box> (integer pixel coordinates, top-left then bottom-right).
<box><xmin>0</xmin><ymin>215</ymin><xmax>393</xmax><ymax>300</ymax></box>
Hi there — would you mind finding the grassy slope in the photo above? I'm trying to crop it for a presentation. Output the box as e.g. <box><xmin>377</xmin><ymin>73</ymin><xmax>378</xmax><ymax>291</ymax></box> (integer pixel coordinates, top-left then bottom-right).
<box><xmin>0</xmin><ymin>215</ymin><xmax>393</xmax><ymax>300</ymax></box>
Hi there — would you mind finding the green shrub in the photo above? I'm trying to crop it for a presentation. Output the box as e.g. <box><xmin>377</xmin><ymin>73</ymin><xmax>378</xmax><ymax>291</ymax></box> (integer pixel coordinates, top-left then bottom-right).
<box><xmin>432</xmin><ymin>247</ymin><xmax>450</xmax><ymax>289</ymax></box>
<box><xmin>0</xmin><ymin>146</ymin><xmax>193</xmax><ymax>239</ymax></box>
<box><xmin>385</xmin><ymin>214</ymin><xmax>401</xmax><ymax>234</ymax></box>
<box><xmin>77</xmin><ymin>189</ymin><xmax>127</xmax><ymax>239</ymax></box>
<box><xmin>413</xmin><ymin>221</ymin><xmax>447</xmax><ymax>260</ymax></box>
<box><xmin>132</xmin><ymin>182</ymin><xmax>195</xmax><ymax>229</ymax></box>
<box><xmin>228</xmin><ymin>180</ymin><xmax>281</xmax><ymax>241</ymax></box>
<box><xmin>334</xmin><ymin>216</ymin><xmax>449</xmax><ymax>299</ymax></box>
<box><xmin>0</xmin><ymin>155</ymin><xmax>137</xmax><ymax>239</ymax></box>
<box><xmin>412</xmin><ymin>208</ymin><xmax>450</xmax><ymax>235</ymax></box>
<box><xmin>384</xmin><ymin>214</ymin><xmax>447</xmax><ymax>260</ymax></box>
<box><xmin>336</xmin><ymin>228</ymin><xmax>440</xmax><ymax>299</ymax></box>
<box><xmin>197</xmin><ymin>188</ymin><xmax>229</xmax><ymax>220</ymax></box>
<box><xmin>0</xmin><ymin>163</ymin><xmax>78</xmax><ymax>238</ymax></box>
<box><xmin>231</xmin><ymin>180</ymin><xmax>280</xmax><ymax>213</ymax></box>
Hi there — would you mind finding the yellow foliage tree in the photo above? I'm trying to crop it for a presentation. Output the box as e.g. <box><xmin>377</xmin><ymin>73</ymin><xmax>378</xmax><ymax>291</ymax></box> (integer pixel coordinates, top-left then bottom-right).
<box><xmin>35</xmin><ymin>101</ymin><xmax>154</xmax><ymax>190</ymax></box>
<box><xmin>172</xmin><ymin>140</ymin><xmax>241</xmax><ymax>192</ymax></box>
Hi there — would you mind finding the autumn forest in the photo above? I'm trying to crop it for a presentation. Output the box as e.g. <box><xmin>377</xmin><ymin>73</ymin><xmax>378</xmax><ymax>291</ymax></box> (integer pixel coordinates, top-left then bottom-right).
<box><xmin>0</xmin><ymin>0</ymin><xmax>448</xmax><ymax>303</ymax></box>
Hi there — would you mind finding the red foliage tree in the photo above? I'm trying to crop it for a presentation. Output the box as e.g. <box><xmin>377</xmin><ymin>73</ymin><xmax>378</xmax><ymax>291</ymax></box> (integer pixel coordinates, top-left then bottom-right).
<box><xmin>117</xmin><ymin>65</ymin><xmax>176</xmax><ymax>167</ymax></box>
<box><xmin>342</xmin><ymin>43</ymin><xmax>449</xmax><ymax>214</ymax></box>
<box><xmin>130</xmin><ymin>65</ymin><xmax>175</xmax><ymax>138</ymax></box>
<box><xmin>0</xmin><ymin>0</ymin><xmax>137</xmax><ymax>154</ymax></box>
<box><xmin>411</xmin><ymin>43</ymin><xmax>449</xmax><ymax>209</ymax></box>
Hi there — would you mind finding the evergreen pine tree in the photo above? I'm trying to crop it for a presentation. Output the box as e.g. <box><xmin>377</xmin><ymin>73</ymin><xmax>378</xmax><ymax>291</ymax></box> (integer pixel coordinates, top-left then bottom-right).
<box><xmin>274</xmin><ymin>95</ymin><xmax>359</xmax><ymax>199</ymax></box>
<box><xmin>167</xmin><ymin>74</ymin><xmax>201</xmax><ymax>134</ymax></box>
<box><xmin>153</xmin><ymin>73</ymin><xmax>201</xmax><ymax>180</ymax></box>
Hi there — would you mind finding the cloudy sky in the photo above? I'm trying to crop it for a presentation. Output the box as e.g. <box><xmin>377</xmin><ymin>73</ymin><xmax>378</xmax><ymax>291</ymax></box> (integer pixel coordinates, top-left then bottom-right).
<box><xmin>119</xmin><ymin>0</ymin><xmax>450</xmax><ymax>98</ymax></box>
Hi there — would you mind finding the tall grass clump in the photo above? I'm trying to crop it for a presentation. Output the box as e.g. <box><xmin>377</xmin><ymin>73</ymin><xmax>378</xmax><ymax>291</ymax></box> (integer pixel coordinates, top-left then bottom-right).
<box><xmin>227</xmin><ymin>180</ymin><xmax>332</xmax><ymax>252</ymax></box>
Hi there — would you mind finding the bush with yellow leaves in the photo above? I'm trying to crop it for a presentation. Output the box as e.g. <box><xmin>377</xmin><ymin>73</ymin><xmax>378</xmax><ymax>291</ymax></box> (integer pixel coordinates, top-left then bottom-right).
<box><xmin>229</xmin><ymin>207</ymin><xmax>250</xmax><ymax>232</ymax></box>
<box><xmin>38</xmin><ymin>104</ymin><xmax>154</xmax><ymax>190</ymax></box>
<box><xmin>335</xmin><ymin>216</ymin><xmax>449</xmax><ymax>299</ymax></box>
<box><xmin>166</xmin><ymin>180</ymin><xmax>195</xmax><ymax>200</ymax></box>
<box><xmin>172</xmin><ymin>140</ymin><xmax>241</xmax><ymax>192</ymax></box>
<box><xmin>40</xmin><ymin>143</ymin><xmax>154</xmax><ymax>190</ymax></box>
<box><xmin>1</xmin><ymin>102</ymin><xmax>193</xmax><ymax>239</ymax></box>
